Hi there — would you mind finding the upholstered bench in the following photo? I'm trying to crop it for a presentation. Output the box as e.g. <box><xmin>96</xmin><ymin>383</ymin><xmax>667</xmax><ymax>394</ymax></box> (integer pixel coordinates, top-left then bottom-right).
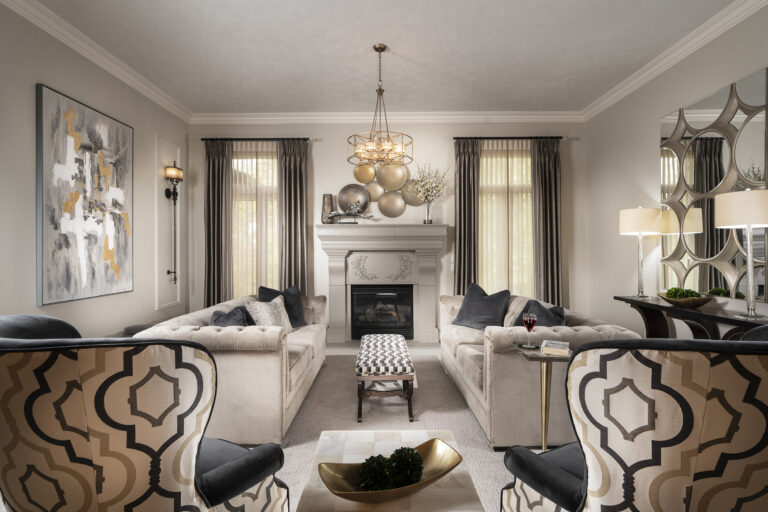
<box><xmin>355</xmin><ymin>334</ymin><xmax>415</xmax><ymax>422</ymax></box>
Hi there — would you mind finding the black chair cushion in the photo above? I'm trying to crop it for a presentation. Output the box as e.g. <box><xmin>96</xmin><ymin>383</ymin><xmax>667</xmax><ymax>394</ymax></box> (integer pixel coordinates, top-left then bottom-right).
<box><xmin>741</xmin><ymin>325</ymin><xmax>768</xmax><ymax>341</ymax></box>
<box><xmin>259</xmin><ymin>286</ymin><xmax>307</xmax><ymax>328</ymax></box>
<box><xmin>0</xmin><ymin>315</ymin><xmax>81</xmax><ymax>339</ymax></box>
<box><xmin>513</xmin><ymin>300</ymin><xmax>566</xmax><ymax>327</ymax></box>
<box><xmin>538</xmin><ymin>442</ymin><xmax>585</xmax><ymax>481</ymax></box>
<box><xmin>210</xmin><ymin>306</ymin><xmax>254</xmax><ymax>327</ymax></box>
<box><xmin>452</xmin><ymin>283</ymin><xmax>510</xmax><ymax>330</ymax></box>
<box><xmin>196</xmin><ymin>437</ymin><xmax>285</xmax><ymax>506</ymax></box>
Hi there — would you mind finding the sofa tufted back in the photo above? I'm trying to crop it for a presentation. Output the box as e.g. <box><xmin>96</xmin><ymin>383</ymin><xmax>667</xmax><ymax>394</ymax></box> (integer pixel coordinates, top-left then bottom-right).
<box><xmin>0</xmin><ymin>338</ymin><xmax>216</xmax><ymax>511</ymax></box>
<box><xmin>569</xmin><ymin>339</ymin><xmax>768</xmax><ymax>511</ymax></box>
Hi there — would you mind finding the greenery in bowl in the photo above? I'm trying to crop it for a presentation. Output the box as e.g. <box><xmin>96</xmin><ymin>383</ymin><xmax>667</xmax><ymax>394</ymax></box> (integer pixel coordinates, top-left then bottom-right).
<box><xmin>665</xmin><ymin>287</ymin><xmax>700</xmax><ymax>299</ymax></box>
<box><xmin>359</xmin><ymin>447</ymin><xmax>424</xmax><ymax>491</ymax></box>
<box><xmin>708</xmin><ymin>287</ymin><xmax>745</xmax><ymax>299</ymax></box>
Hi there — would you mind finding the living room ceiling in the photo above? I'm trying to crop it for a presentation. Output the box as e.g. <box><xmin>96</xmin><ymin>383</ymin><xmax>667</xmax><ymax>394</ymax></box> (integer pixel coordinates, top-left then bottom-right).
<box><xmin>34</xmin><ymin>0</ymin><xmax>736</xmax><ymax>115</ymax></box>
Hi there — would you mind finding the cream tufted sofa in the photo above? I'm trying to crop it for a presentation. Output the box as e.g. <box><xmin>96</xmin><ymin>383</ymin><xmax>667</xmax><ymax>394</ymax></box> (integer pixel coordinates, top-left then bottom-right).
<box><xmin>439</xmin><ymin>294</ymin><xmax>639</xmax><ymax>448</ymax></box>
<box><xmin>135</xmin><ymin>294</ymin><xmax>326</xmax><ymax>445</ymax></box>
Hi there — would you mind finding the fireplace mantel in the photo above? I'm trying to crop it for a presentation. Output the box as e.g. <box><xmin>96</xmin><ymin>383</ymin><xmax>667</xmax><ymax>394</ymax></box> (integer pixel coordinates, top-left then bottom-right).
<box><xmin>316</xmin><ymin>224</ymin><xmax>448</xmax><ymax>343</ymax></box>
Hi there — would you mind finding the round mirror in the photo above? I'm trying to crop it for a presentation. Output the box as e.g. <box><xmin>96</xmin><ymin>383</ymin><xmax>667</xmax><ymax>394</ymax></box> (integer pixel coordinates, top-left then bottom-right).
<box><xmin>682</xmin><ymin>132</ymin><xmax>731</xmax><ymax>193</ymax></box>
<box><xmin>684</xmin><ymin>86</ymin><xmax>730</xmax><ymax>129</ymax></box>
<box><xmin>735</xmin><ymin>111</ymin><xmax>766</xmax><ymax>185</ymax></box>
<box><xmin>736</xmin><ymin>266</ymin><xmax>766</xmax><ymax>301</ymax></box>
<box><xmin>662</xmin><ymin>263</ymin><xmax>680</xmax><ymax>289</ymax></box>
<box><xmin>736</xmin><ymin>69</ymin><xmax>766</xmax><ymax>107</ymax></box>
<box><xmin>684</xmin><ymin>263</ymin><xmax>728</xmax><ymax>295</ymax></box>
<box><xmin>734</xmin><ymin>227</ymin><xmax>766</xmax><ymax>264</ymax></box>
<box><xmin>681</xmin><ymin>199</ymin><xmax>726</xmax><ymax>259</ymax></box>
<box><xmin>660</xmin><ymin>148</ymin><xmax>679</xmax><ymax>201</ymax></box>
<box><xmin>661</xmin><ymin>208</ymin><xmax>680</xmax><ymax>258</ymax></box>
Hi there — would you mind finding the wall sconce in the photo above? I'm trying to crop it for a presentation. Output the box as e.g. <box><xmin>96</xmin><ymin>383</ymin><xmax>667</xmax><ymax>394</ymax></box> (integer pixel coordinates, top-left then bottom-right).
<box><xmin>163</xmin><ymin>161</ymin><xmax>183</xmax><ymax>284</ymax></box>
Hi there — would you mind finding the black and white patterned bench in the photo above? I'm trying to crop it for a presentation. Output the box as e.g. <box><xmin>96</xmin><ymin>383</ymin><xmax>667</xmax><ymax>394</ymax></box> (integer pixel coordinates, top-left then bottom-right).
<box><xmin>355</xmin><ymin>334</ymin><xmax>415</xmax><ymax>422</ymax></box>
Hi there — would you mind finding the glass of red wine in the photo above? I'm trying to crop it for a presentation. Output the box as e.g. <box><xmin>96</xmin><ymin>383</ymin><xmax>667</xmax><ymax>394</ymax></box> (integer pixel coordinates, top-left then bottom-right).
<box><xmin>521</xmin><ymin>313</ymin><xmax>537</xmax><ymax>349</ymax></box>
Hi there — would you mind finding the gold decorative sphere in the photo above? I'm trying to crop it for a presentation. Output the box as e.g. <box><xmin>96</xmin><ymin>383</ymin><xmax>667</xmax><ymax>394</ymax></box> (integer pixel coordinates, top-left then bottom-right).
<box><xmin>400</xmin><ymin>179</ymin><xmax>424</xmax><ymax>206</ymax></box>
<box><xmin>376</xmin><ymin>164</ymin><xmax>408</xmax><ymax>191</ymax></box>
<box><xmin>365</xmin><ymin>181</ymin><xmax>384</xmax><ymax>202</ymax></box>
<box><xmin>353</xmin><ymin>163</ymin><xmax>376</xmax><ymax>184</ymax></box>
<box><xmin>378</xmin><ymin>191</ymin><xmax>406</xmax><ymax>218</ymax></box>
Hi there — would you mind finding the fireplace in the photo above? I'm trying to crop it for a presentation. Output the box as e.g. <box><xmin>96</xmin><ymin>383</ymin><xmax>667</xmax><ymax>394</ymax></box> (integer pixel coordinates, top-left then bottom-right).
<box><xmin>350</xmin><ymin>284</ymin><xmax>413</xmax><ymax>340</ymax></box>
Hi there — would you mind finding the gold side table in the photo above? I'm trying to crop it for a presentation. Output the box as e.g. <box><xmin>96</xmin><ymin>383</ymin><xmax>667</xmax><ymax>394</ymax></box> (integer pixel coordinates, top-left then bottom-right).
<box><xmin>513</xmin><ymin>345</ymin><xmax>570</xmax><ymax>451</ymax></box>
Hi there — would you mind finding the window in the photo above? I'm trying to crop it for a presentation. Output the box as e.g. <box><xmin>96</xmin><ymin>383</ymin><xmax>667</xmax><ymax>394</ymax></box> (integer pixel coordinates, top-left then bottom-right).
<box><xmin>478</xmin><ymin>139</ymin><xmax>534</xmax><ymax>296</ymax></box>
<box><xmin>231</xmin><ymin>140</ymin><xmax>279</xmax><ymax>297</ymax></box>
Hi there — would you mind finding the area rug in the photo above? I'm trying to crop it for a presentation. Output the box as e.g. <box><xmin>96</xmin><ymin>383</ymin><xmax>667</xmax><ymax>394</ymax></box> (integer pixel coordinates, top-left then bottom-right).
<box><xmin>280</xmin><ymin>354</ymin><xmax>509</xmax><ymax>511</ymax></box>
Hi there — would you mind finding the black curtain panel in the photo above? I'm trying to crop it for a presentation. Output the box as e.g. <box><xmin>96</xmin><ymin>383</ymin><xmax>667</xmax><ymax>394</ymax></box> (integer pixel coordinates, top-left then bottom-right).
<box><xmin>278</xmin><ymin>139</ymin><xmax>309</xmax><ymax>293</ymax></box>
<box><xmin>532</xmin><ymin>139</ymin><xmax>563</xmax><ymax>305</ymax></box>
<box><xmin>693</xmin><ymin>138</ymin><xmax>727</xmax><ymax>291</ymax></box>
<box><xmin>204</xmin><ymin>140</ymin><xmax>234</xmax><ymax>307</ymax></box>
<box><xmin>453</xmin><ymin>139</ymin><xmax>482</xmax><ymax>295</ymax></box>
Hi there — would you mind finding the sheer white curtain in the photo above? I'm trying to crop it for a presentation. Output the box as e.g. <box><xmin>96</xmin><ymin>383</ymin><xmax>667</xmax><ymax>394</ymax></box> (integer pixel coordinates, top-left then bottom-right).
<box><xmin>478</xmin><ymin>139</ymin><xmax>534</xmax><ymax>296</ymax></box>
<box><xmin>231</xmin><ymin>140</ymin><xmax>279</xmax><ymax>297</ymax></box>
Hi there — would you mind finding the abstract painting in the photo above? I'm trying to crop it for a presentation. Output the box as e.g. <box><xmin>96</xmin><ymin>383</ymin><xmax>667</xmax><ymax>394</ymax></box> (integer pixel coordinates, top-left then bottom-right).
<box><xmin>37</xmin><ymin>84</ymin><xmax>133</xmax><ymax>305</ymax></box>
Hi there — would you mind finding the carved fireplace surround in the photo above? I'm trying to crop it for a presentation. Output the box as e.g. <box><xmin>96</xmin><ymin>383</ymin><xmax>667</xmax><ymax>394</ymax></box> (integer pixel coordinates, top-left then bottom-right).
<box><xmin>316</xmin><ymin>224</ymin><xmax>448</xmax><ymax>343</ymax></box>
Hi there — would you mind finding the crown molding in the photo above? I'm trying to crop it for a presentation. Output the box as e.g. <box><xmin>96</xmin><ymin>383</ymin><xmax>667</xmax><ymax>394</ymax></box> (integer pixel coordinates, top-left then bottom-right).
<box><xmin>189</xmin><ymin>110</ymin><xmax>586</xmax><ymax>125</ymax></box>
<box><xmin>582</xmin><ymin>0</ymin><xmax>768</xmax><ymax>121</ymax></box>
<box><xmin>0</xmin><ymin>0</ymin><xmax>192</xmax><ymax>122</ymax></box>
<box><xmin>661</xmin><ymin>109</ymin><xmax>754</xmax><ymax>124</ymax></box>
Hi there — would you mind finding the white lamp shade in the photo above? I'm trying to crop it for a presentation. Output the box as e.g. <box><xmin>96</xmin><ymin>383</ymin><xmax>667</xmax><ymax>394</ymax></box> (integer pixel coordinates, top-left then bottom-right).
<box><xmin>661</xmin><ymin>208</ymin><xmax>703</xmax><ymax>235</ymax></box>
<box><xmin>715</xmin><ymin>189</ymin><xmax>768</xmax><ymax>228</ymax></box>
<box><xmin>620</xmin><ymin>207</ymin><xmax>661</xmax><ymax>235</ymax></box>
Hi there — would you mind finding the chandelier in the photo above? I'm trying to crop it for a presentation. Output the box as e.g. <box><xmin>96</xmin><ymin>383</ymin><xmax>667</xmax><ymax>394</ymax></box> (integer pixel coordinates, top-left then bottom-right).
<box><xmin>347</xmin><ymin>44</ymin><xmax>413</xmax><ymax>166</ymax></box>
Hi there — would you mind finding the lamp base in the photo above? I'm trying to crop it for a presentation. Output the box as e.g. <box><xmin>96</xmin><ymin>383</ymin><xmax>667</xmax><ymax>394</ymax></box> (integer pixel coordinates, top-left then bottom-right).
<box><xmin>635</xmin><ymin>294</ymin><xmax>648</xmax><ymax>299</ymax></box>
<box><xmin>734</xmin><ymin>313</ymin><xmax>765</xmax><ymax>320</ymax></box>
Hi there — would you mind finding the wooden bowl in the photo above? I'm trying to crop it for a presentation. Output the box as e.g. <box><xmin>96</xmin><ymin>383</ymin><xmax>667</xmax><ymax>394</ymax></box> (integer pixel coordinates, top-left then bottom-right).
<box><xmin>657</xmin><ymin>293</ymin><xmax>712</xmax><ymax>309</ymax></box>
<box><xmin>317</xmin><ymin>438</ymin><xmax>462</xmax><ymax>503</ymax></box>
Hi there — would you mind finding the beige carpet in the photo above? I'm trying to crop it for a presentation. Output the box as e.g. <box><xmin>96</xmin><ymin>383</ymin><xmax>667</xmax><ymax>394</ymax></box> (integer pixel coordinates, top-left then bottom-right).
<box><xmin>280</xmin><ymin>354</ymin><xmax>509</xmax><ymax>512</ymax></box>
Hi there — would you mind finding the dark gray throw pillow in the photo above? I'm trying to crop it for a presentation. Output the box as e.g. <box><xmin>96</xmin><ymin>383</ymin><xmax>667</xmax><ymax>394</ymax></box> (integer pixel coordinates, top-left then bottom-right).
<box><xmin>258</xmin><ymin>286</ymin><xmax>307</xmax><ymax>328</ymax></box>
<box><xmin>452</xmin><ymin>283</ymin><xmax>510</xmax><ymax>330</ymax></box>
<box><xmin>513</xmin><ymin>300</ymin><xmax>566</xmax><ymax>327</ymax></box>
<box><xmin>210</xmin><ymin>306</ymin><xmax>254</xmax><ymax>327</ymax></box>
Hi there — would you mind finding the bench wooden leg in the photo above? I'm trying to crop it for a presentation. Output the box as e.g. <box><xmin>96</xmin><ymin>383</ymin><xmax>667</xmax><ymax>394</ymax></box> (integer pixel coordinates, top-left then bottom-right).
<box><xmin>404</xmin><ymin>380</ymin><xmax>414</xmax><ymax>422</ymax></box>
<box><xmin>357</xmin><ymin>381</ymin><xmax>363</xmax><ymax>423</ymax></box>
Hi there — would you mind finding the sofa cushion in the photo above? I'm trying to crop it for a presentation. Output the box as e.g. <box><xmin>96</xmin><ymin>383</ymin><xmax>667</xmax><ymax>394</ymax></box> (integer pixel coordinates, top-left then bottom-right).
<box><xmin>453</xmin><ymin>283</ymin><xmax>510</xmax><ymax>330</ymax></box>
<box><xmin>259</xmin><ymin>286</ymin><xmax>307</xmax><ymax>328</ymax></box>
<box><xmin>288</xmin><ymin>343</ymin><xmax>312</xmax><ymax>391</ymax></box>
<box><xmin>245</xmin><ymin>296</ymin><xmax>293</xmax><ymax>333</ymax></box>
<box><xmin>287</xmin><ymin>323</ymin><xmax>324</xmax><ymax>359</ymax></box>
<box><xmin>513</xmin><ymin>300</ymin><xmax>566</xmax><ymax>327</ymax></box>
<box><xmin>441</xmin><ymin>324</ymin><xmax>484</xmax><ymax>358</ymax></box>
<box><xmin>456</xmin><ymin>344</ymin><xmax>484</xmax><ymax>391</ymax></box>
<box><xmin>210</xmin><ymin>306</ymin><xmax>254</xmax><ymax>327</ymax></box>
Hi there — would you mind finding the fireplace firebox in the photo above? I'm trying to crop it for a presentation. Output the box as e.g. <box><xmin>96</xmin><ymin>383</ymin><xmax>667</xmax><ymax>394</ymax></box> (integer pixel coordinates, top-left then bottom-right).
<box><xmin>350</xmin><ymin>284</ymin><xmax>413</xmax><ymax>340</ymax></box>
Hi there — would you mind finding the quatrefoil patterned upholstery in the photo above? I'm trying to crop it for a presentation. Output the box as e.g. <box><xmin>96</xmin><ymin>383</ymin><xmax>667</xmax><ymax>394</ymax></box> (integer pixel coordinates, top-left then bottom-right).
<box><xmin>0</xmin><ymin>316</ymin><xmax>288</xmax><ymax>512</ymax></box>
<box><xmin>502</xmin><ymin>338</ymin><xmax>768</xmax><ymax>512</ymax></box>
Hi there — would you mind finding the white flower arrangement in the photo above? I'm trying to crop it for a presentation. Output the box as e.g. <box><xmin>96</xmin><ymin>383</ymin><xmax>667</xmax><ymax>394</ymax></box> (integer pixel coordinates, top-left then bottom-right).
<box><xmin>413</xmin><ymin>164</ymin><xmax>448</xmax><ymax>203</ymax></box>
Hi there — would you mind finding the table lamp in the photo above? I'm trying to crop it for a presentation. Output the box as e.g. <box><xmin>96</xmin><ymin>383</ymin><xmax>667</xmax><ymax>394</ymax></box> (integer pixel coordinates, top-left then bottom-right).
<box><xmin>620</xmin><ymin>207</ymin><xmax>661</xmax><ymax>297</ymax></box>
<box><xmin>715</xmin><ymin>189</ymin><xmax>768</xmax><ymax>319</ymax></box>
<box><xmin>661</xmin><ymin>207</ymin><xmax>703</xmax><ymax>235</ymax></box>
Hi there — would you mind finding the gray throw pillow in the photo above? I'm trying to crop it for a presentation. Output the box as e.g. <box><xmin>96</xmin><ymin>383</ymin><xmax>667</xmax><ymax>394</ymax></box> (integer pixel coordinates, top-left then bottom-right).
<box><xmin>210</xmin><ymin>306</ymin><xmax>254</xmax><ymax>327</ymax></box>
<box><xmin>452</xmin><ymin>283</ymin><xmax>511</xmax><ymax>330</ymax></box>
<box><xmin>513</xmin><ymin>300</ymin><xmax>566</xmax><ymax>327</ymax></box>
<box><xmin>245</xmin><ymin>296</ymin><xmax>294</xmax><ymax>333</ymax></box>
<box><xmin>259</xmin><ymin>286</ymin><xmax>307</xmax><ymax>328</ymax></box>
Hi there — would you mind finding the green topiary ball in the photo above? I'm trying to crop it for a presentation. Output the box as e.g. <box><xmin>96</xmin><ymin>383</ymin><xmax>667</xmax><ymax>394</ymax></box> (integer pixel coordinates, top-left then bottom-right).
<box><xmin>389</xmin><ymin>447</ymin><xmax>424</xmax><ymax>488</ymax></box>
<box><xmin>359</xmin><ymin>454</ymin><xmax>393</xmax><ymax>491</ymax></box>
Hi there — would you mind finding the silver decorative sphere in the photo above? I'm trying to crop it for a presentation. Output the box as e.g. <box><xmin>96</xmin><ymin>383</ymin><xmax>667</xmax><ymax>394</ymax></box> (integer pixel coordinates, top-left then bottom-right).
<box><xmin>337</xmin><ymin>184</ymin><xmax>370</xmax><ymax>213</ymax></box>
<box><xmin>400</xmin><ymin>179</ymin><xmax>424</xmax><ymax>206</ymax></box>
<box><xmin>378</xmin><ymin>191</ymin><xmax>406</xmax><ymax>218</ymax></box>
<box><xmin>353</xmin><ymin>163</ymin><xmax>376</xmax><ymax>184</ymax></box>
<box><xmin>376</xmin><ymin>164</ymin><xmax>408</xmax><ymax>191</ymax></box>
<box><xmin>365</xmin><ymin>181</ymin><xmax>384</xmax><ymax>202</ymax></box>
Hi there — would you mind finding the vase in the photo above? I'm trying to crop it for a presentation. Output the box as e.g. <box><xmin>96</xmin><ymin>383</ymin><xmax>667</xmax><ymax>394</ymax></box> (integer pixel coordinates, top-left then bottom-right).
<box><xmin>423</xmin><ymin>201</ymin><xmax>433</xmax><ymax>224</ymax></box>
<box><xmin>321</xmin><ymin>194</ymin><xmax>335</xmax><ymax>224</ymax></box>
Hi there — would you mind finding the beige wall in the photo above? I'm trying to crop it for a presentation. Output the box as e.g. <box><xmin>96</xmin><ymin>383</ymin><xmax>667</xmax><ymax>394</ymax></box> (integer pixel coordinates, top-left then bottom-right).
<box><xmin>187</xmin><ymin>122</ymin><xmax>588</xmax><ymax>312</ymax></box>
<box><xmin>0</xmin><ymin>6</ymin><xmax>189</xmax><ymax>336</ymax></box>
<box><xmin>584</xmin><ymin>6</ymin><xmax>768</xmax><ymax>333</ymax></box>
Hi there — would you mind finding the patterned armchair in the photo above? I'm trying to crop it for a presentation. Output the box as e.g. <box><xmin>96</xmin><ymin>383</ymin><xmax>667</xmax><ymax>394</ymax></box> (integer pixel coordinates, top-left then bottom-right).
<box><xmin>0</xmin><ymin>315</ymin><xmax>288</xmax><ymax>511</ymax></box>
<box><xmin>501</xmin><ymin>338</ymin><xmax>768</xmax><ymax>512</ymax></box>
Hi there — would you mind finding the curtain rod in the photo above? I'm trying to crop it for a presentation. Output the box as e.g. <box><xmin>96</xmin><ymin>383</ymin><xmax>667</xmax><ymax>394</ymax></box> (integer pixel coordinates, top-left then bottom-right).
<box><xmin>200</xmin><ymin>137</ymin><xmax>311</xmax><ymax>142</ymax></box>
<box><xmin>452</xmin><ymin>136</ymin><xmax>565</xmax><ymax>141</ymax></box>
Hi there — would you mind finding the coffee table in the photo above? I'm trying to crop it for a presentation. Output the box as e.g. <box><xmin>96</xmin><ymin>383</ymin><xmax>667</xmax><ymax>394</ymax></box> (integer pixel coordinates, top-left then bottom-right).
<box><xmin>295</xmin><ymin>430</ymin><xmax>483</xmax><ymax>511</ymax></box>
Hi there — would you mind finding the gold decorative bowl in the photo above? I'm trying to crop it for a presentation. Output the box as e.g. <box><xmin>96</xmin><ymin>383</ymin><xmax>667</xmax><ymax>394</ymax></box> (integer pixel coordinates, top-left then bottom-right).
<box><xmin>657</xmin><ymin>293</ymin><xmax>712</xmax><ymax>309</ymax></box>
<box><xmin>317</xmin><ymin>438</ymin><xmax>462</xmax><ymax>503</ymax></box>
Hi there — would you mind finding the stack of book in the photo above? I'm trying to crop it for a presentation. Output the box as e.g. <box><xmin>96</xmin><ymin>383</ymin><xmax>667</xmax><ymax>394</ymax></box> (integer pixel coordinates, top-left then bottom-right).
<box><xmin>540</xmin><ymin>340</ymin><xmax>571</xmax><ymax>357</ymax></box>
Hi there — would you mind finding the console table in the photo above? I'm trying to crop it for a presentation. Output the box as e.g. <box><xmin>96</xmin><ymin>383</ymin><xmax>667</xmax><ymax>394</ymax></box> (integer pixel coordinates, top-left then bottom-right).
<box><xmin>614</xmin><ymin>296</ymin><xmax>768</xmax><ymax>340</ymax></box>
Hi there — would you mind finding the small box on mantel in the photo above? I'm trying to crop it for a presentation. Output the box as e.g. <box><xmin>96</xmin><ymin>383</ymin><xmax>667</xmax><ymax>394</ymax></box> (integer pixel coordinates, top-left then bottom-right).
<box><xmin>541</xmin><ymin>340</ymin><xmax>570</xmax><ymax>357</ymax></box>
